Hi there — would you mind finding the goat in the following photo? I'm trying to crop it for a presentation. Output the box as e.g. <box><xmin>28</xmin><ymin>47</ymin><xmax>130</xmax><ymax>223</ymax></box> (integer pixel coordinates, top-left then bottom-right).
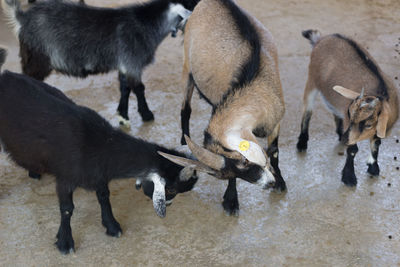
<box><xmin>158</xmin><ymin>0</ymin><xmax>286</xmax><ymax>216</ymax></box>
<box><xmin>1</xmin><ymin>0</ymin><xmax>197</xmax><ymax>127</ymax></box>
<box><xmin>0</xmin><ymin>47</ymin><xmax>198</xmax><ymax>254</ymax></box>
<box><xmin>296</xmin><ymin>30</ymin><xmax>399</xmax><ymax>186</ymax></box>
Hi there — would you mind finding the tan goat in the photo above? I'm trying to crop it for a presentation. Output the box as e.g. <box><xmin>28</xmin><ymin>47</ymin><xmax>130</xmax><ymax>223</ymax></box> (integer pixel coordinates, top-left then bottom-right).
<box><xmin>297</xmin><ymin>30</ymin><xmax>399</xmax><ymax>186</ymax></box>
<box><xmin>159</xmin><ymin>0</ymin><xmax>286</xmax><ymax>215</ymax></box>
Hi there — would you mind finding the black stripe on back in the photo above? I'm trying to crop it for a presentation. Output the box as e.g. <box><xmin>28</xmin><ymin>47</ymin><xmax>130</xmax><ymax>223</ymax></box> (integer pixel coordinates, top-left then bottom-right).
<box><xmin>213</xmin><ymin>0</ymin><xmax>261</xmax><ymax>113</ymax></box>
<box><xmin>334</xmin><ymin>34</ymin><xmax>388</xmax><ymax>99</ymax></box>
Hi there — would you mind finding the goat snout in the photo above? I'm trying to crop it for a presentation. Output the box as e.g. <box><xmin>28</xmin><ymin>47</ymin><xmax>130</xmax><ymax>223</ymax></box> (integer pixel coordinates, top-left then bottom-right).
<box><xmin>257</xmin><ymin>169</ymin><xmax>276</xmax><ymax>189</ymax></box>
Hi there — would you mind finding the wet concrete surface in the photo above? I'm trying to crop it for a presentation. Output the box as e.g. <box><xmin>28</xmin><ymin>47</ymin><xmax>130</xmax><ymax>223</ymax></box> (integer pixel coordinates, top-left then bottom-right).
<box><xmin>1</xmin><ymin>0</ymin><xmax>400</xmax><ymax>266</ymax></box>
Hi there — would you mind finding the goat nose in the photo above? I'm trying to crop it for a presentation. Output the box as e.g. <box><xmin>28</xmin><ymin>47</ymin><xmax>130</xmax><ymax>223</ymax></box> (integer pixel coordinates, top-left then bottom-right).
<box><xmin>257</xmin><ymin>170</ymin><xmax>276</xmax><ymax>189</ymax></box>
<box><xmin>264</xmin><ymin>180</ymin><xmax>276</xmax><ymax>190</ymax></box>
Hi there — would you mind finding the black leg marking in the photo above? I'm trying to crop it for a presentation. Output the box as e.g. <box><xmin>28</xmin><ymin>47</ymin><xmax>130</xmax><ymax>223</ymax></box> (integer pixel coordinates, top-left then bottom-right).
<box><xmin>117</xmin><ymin>73</ymin><xmax>131</xmax><ymax>122</ymax></box>
<box><xmin>28</xmin><ymin>171</ymin><xmax>41</xmax><ymax>180</ymax></box>
<box><xmin>297</xmin><ymin>111</ymin><xmax>312</xmax><ymax>152</ymax></box>
<box><xmin>55</xmin><ymin>184</ymin><xmax>75</xmax><ymax>254</ymax></box>
<box><xmin>130</xmin><ymin>79</ymin><xmax>154</xmax><ymax>122</ymax></box>
<box><xmin>180</xmin><ymin>103</ymin><xmax>191</xmax><ymax>145</ymax></box>
<box><xmin>341</xmin><ymin>144</ymin><xmax>359</xmax><ymax>186</ymax></box>
<box><xmin>96</xmin><ymin>185</ymin><xmax>122</xmax><ymax>237</ymax></box>
<box><xmin>267</xmin><ymin>138</ymin><xmax>286</xmax><ymax>192</ymax></box>
<box><xmin>334</xmin><ymin>115</ymin><xmax>343</xmax><ymax>142</ymax></box>
<box><xmin>367</xmin><ymin>137</ymin><xmax>381</xmax><ymax>176</ymax></box>
<box><xmin>180</xmin><ymin>74</ymin><xmax>194</xmax><ymax>145</ymax></box>
<box><xmin>222</xmin><ymin>178</ymin><xmax>239</xmax><ymax>216</ymax></box>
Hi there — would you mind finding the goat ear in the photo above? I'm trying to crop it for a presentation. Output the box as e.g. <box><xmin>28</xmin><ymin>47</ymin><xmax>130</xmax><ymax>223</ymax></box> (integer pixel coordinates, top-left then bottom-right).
<box><xmin>376</xmin><ymin>102</ymin><xmax>390</xmax><ymax>138</ymax></box>
<box><xmin>225</xmin><ymin>133</ymin><xmax>267</xmax><ymax>167</ymax></box>
<box><xmin>157</xmin><ymin>151</ymin><xmax>217</xmax><ymax>176</ymax></box>
<box><xmin>333</xmin><ymin>85</ymin><xmax>360</xmax><ymax>100</ymax></box>
<box><xmin>151</xmin><ymin>174</ymin><xmax>166</xmax><ymax>218</ymax></box>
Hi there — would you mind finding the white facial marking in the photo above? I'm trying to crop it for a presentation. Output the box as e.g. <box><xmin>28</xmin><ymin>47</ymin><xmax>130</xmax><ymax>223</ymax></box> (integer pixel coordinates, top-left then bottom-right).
<box><xmin>257</xmin><ymin>168</ymin><xmax>276</xmax><ymax>189</ymax></box>
<box><xmin>136</xmin><ymin>179</ymin><xmax>142</xmax><ymax>187</ymax></box>
<box><xmin>150</xmin><ymin>173</ymin><xmax>166</xmax><ymax>218</ymax></box>
<box><xmin>165</xmin><ymin>200</ymin><xmax>173</xmax><ymax>205</ymax></box>
<box><xmin>226</xmin><ymin>133</ymin><xmax>266</xmax><ymax>166</ymax></box>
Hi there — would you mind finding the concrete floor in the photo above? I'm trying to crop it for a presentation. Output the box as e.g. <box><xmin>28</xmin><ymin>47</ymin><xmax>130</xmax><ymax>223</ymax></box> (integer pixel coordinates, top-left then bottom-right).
<box><xmin>1</xmin><ymin>0</ymin><xmax>400</xmax><ymax>266</ymax></box>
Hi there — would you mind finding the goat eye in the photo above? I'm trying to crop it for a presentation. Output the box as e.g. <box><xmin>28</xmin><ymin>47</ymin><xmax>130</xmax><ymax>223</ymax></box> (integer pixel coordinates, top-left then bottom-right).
<box><xmin>237</xmin><ymin>158</ymin><xmax>250</xmax><ymax>169</ymax></box>
<box><xmin>365</xmin><ymin>124</ymin><xmax>373</xmax><ymax>129</ymax></box>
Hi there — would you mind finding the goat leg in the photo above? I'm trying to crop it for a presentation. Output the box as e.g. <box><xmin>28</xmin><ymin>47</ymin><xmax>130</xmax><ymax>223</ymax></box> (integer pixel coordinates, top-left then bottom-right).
<box><xmin>222</xmin><ymin>178</ymin><xmax>239</xmax><ymax>216</ymax></box>
<box><xmin>266</xmin><ymin>137</ymin><xmax>286</xmax><ymax>192</ymax></box>
<box><xmin>130</xmin><ymin>78</ymin><xmax>154</xmax><ymax>122</ymax></box>
<box><xmin>367</xmin><ymin>136</ymin><xmax>381</xmax><ymax>176</ymax></box>
<box><xmin>55</xmin><ymin>184</ymin><xmax>75</xmax><ymax>254</ymax></box>
<box><xmin>96</xmin><ymin>185</ymin><xmax>122</xmax><ymax>237</ymax></box>
<box><xmin>341</xmin><ymin>144</ymin><xmax>358</xmax><ymax>186</ymax></box>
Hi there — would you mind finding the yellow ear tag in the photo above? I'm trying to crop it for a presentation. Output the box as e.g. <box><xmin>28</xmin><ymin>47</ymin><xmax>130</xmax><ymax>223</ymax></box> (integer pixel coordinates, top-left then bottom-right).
<box><xmin>239</xmin><ymin>140</ymin><xmax>250</xmax><ymax>151</ymax></box>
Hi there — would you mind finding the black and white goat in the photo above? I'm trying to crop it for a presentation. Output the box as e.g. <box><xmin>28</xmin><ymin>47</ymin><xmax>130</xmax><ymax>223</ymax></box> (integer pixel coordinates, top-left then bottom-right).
<box><xmin>2</xmin><ymin>0</ymin><xmax>197</xmax><ymax>126</ymax></box>
<box><xmin>297</xmin><ymin>30</ymin><xmax>399</xmax><ymax>186</ymax></box>
<box><xmin>158</xmin><ymin>0</ymin><xmax>286</xmax><ymax>215</ymax></box>
<box><xmin>0</xmin><ymin>47</ymin><xmax>198</xmax><ymax>254</ymax></box>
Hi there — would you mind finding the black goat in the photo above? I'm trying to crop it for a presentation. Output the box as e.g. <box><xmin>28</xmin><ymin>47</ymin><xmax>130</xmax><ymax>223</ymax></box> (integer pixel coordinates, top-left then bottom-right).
<box><xmin>2</xmin><ymin>0</ymin><xmax>198</xmax><ymax>127</ymax></box>
<box><xmin>0</xmin><ymin>48</ymin><xmax>198</xmax><ymax>254</ymax></box>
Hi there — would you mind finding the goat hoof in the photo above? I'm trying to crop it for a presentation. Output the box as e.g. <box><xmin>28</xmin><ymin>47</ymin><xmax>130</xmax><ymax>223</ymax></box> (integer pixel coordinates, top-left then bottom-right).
<box><xmin>55</xmin><ymin>237</ymin><xmax>75</xmax><ymax>254</ymax></box>
<box><xmin>28</xmin><ymin>171</ymin><xmax>41</xmax><ymax>180</ymax></box>
<box><xmin>107</xmin><ymin>230</ymin><xmax>122</xmax><ymax>238</ymax></box>
<box><xmin>273</xmin><ymin>180</ymin><xmax>287</xmax><ymax>192</ymax></box>
<box><xmin>296</xmin><ymin>140</ymin><xmax>308</xmax><ymax>152</ymax></box>
<box><xmin>104</xmin><ymin>222</ymin><xmax>122</xmax><ymax>237</ymax></box>
<box><xmin>222</xmin><ymin>199</ymin><xmax>239</xmax><ymax>216</ymax></box>
<box><xmin>141</xmin><ymin>111</ymin><xmax>154</xmax><ymax>122</ymax></box>
<box><xmin>180</xmin><ymin>136</ymin><xmax>187</xmax><ymax>145</ymax></box>
<box><xmin>341</xmin><ymin>171</ymin><xmax>357</xmax><ymax>187</ymax></box>
<box><xmin>117</xmin><ymin>115</ymin><xmax>131</xmax><ymax>129</ymax></box>
<box><xmin>367</xmin><ymin>163</ymin><xmax>380</xmax><ymax>177</ymax></box>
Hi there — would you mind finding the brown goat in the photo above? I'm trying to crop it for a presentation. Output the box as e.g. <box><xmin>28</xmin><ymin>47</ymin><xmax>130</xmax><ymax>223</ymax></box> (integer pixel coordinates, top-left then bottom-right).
<box><xmin>297</xmin><ymin>30</ymin><xmax>399</xmax><ymax>186</ymax></box>
<box><xmin>160</xmin><ymin>0</ymin><xmax>286</xmax><ymax>215</ymax></box>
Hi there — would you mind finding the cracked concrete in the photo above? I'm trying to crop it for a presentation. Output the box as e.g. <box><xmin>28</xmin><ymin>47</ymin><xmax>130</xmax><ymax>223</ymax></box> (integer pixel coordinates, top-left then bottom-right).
<box><xmin>0</xmin><ymin>0</ymin><xmax>399</xmax><ymax>266</ymax></box>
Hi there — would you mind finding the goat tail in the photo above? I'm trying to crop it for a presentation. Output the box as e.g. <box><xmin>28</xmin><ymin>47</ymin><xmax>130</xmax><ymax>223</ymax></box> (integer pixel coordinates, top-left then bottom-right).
<box><xmin>0</xmin><ymin>46</ymin><xmax>7</xmax><ymax>72</ymax></box>
<box><xmin>302</xmin><ymin>29</ymin><xmax>321</xmax><ymax>47</ymax></box>
<box><xmin>1</xmin><ymin>0</ymin><xmax>22</xmax><ymax>36</ymax></box>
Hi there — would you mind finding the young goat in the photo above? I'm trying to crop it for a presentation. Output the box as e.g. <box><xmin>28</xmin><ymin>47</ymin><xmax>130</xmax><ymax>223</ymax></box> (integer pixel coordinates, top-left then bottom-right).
<box><xmin>297</xmin><ymin>30</ymin><xmax>399</xmax><ymax>186</ymax></box>
<box><xmin>0</xmin><ymin>47</ymin><xmax>198</xmax><ymax>254</ymax></box>
<box><xmin>2</xmin><ymin>0</ymin><xmax>197</xmax><ymax>126</ymax></box>
<box><xmin>159</xmin><ymin>0</ymin><xmax>286</xmax><ymax>215</ymax></box>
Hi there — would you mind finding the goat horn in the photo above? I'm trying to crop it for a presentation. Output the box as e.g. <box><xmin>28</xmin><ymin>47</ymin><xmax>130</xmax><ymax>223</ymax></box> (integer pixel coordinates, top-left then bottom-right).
<box><xmin>157</xmin><ymin>151</ymin><xmax>217</xmax><ymax>176</ymax></box>
<box><xmin>184</xmin><ymin>135</ymin><xmax>225</xmax><ymax>171</ymax></box>
<box><xmin>359</xmin><ymin>87</ymin><xmax>365</xmax><ymax>98</ymax></box>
